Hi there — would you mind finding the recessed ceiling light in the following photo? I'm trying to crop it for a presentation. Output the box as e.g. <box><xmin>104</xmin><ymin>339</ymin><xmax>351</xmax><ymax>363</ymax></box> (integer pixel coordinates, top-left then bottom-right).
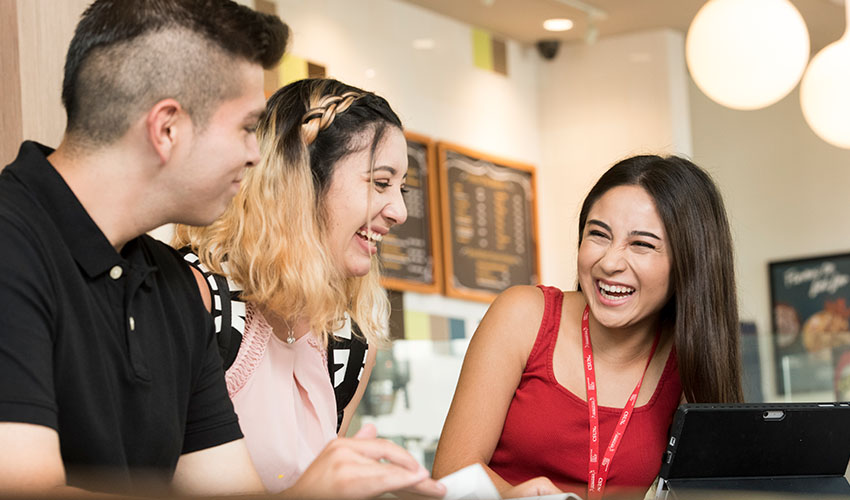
<box><xmin>543</xmin><ymin>18</ymin><xmax>573</xmax><ymax>32</ymax></box>
<box><xmin>413</xmin><ymin>38</ymin><xmax>436</xmax><ymax>50</ymax></box>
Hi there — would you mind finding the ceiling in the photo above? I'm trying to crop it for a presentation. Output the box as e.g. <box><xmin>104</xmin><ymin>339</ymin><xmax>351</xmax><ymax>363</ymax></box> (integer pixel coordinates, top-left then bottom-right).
<box><xmin>399</xmin><ymin>0</ymin><xmax>847</xmax><ymax>53</ymax></box>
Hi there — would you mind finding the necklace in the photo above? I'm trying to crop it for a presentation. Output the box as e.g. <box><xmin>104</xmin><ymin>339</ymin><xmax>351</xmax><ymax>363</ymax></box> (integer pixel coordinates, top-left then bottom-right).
<box><xmin>582</xmin><ymin>305</ymin><xmax>661</xmax><ymax>499</ymax></box>
<box><xmin>281</xmin><ymin>317</ymin><xmax>295</xmax><ymax>344</ymax></box>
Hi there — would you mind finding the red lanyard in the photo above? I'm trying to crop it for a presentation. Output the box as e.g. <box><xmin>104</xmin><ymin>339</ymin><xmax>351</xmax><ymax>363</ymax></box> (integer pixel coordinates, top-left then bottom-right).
<box><xmin>582</xmin><ymin>305</ymin><xmax>660</xmax><ymax>499</ymax></box>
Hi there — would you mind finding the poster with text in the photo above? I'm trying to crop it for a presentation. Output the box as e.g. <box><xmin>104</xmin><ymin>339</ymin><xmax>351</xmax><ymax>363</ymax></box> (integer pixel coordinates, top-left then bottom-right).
<box><xmin>770</xmin><ymin>253</ymin><xmax>850</xmax><ymax>396</ymax></box>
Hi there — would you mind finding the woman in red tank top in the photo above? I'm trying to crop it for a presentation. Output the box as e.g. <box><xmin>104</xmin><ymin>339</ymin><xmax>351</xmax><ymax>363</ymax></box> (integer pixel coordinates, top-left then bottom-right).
<box><xmin>433</xmin><ymin>155</ymin><xmax>744</xmax><ymax>499</ymax></box>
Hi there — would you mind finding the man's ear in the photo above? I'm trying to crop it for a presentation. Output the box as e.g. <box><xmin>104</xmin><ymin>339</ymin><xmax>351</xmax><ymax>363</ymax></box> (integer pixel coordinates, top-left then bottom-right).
<box><xmin>146</xmin><ymin>99</ymin><xmax>185</xmax><ymax>164</ymax></box>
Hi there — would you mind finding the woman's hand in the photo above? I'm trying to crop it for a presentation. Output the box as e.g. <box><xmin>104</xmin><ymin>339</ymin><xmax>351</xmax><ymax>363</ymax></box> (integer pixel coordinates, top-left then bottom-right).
<box><xmin>501</xmin><ymin>476</ymin><xmax>562</xmax><ymax>498</ymax></box>
<box><xmin>281</xmin><ymin>424</ymin><xmax>446</xmax><ymax>499</ymax></box>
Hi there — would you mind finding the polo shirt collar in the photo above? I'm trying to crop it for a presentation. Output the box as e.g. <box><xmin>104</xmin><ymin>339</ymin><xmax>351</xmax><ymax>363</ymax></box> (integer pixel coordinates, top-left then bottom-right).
<box><xmin>8</xmin><ymin>141</ymin><xmax>125</xmax><ymax>278</ymax></box>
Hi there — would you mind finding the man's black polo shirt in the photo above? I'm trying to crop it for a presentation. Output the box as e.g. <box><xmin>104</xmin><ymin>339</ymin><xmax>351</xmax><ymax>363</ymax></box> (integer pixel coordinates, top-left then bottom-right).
<box><xmin>0</xmin><ymin>142</ymin><xmax>243</xmax><ymax>493</ymax></box>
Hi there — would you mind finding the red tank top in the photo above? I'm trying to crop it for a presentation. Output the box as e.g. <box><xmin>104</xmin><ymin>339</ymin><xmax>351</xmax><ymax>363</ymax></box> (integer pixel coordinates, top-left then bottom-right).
<box><xmin>488</xmin><ymin>286</ymin><xmax>682</xmax><ymax>492</ymax></box>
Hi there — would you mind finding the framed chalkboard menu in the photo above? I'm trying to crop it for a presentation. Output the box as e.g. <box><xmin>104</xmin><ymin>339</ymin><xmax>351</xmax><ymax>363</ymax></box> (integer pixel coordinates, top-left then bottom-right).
<box><xmin>378</xmin><ymin>132</ymin><xmax>443</xmax><ymax>294</ymax></box>
<box><xmin>437</xmin><ymin>143</ymin><xmax>540</xmax><ymax>302</ymax></box>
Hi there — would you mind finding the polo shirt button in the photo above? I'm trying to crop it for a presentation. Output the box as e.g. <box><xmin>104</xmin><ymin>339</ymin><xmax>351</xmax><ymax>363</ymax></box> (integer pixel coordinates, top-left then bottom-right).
<box><xmin>109</xmin><ymin>266</ymin><xmax>123</xmax><ymax>280</ymax></box>
<box><xmin>129</xmin><ymin>316</ymin><xmax>135</xmax><ymax>331</ymax></box>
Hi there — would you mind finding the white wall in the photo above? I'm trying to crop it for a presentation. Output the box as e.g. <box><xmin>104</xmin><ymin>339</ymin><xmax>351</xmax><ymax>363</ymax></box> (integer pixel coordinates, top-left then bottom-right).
<box><xmin>275</xmin><ymin>0</ymin><xmax>540</xmax><ymax>168</ymax></box>
<box><xmin>689</xmin><ymin>80</ymin><xmax>850</xmax><ymax>400</ymax></box>
<box><xmin>537</xmin><ymin>29</ymin><xmax>693</xmax><ymax>290</ymax></box>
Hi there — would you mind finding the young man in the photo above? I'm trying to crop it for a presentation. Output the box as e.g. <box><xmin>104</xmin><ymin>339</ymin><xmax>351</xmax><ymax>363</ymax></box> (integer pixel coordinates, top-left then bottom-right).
<box><xmin>0</xmin><ymin>1</ymin><xmax>444</xmax><ymax>498</ymax></box>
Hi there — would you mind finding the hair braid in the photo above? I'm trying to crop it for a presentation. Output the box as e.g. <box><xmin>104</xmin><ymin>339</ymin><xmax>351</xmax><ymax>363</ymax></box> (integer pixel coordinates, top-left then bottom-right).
<box><xmin>301</xmin><ymin>91</ymin><xmax>364</xmax><ymax>145</ymax></box>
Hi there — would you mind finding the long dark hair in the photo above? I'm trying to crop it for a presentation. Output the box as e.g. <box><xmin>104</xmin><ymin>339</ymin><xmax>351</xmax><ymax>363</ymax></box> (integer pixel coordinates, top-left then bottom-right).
<box><xmin>578</xmin><ymin>155</ymin><xmax>743</xmax><ymax>403</ymax></box>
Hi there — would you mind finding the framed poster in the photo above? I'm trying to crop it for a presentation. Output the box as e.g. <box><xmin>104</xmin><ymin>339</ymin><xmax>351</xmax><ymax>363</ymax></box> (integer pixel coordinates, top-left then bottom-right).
<box><xmin>769</xmin><ymin>253</ymin><xmax>850</xmax><ymax>396</ymax></box>
<box><xmin>378</xmin><ymin>132</ymin><xmax>443</xmax><ymax>294</ymax></box>
<box><xmin>437</xmin><ymin>142</ymin><xmax>540</xmax><ymax>303</ymax></box>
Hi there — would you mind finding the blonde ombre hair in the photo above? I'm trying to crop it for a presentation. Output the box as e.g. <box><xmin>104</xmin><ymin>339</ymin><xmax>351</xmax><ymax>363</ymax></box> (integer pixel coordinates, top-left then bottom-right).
<box><xmin>174</xmin><ymin>78</ymin><xmax>403</xmax><ymax>347</ymax></box>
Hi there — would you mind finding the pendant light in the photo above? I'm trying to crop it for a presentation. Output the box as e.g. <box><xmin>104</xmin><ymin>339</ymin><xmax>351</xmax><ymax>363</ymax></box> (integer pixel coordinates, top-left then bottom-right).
<box><xmin>686</xmin><ymin>0</ymin><xmax>810</xmax><ymax>110</ymax></box>
<box><xmin>800</xmin><ymin>0</ymin><xmax>850</xmax><ymax>149</ymax></box>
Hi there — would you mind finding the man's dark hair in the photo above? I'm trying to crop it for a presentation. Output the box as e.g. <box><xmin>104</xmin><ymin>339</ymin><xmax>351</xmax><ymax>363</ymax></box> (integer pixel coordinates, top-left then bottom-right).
<box><xmin>62</xmin><ymin>0</ymin><xmax>288</xmax><ymax>147</ymax></box>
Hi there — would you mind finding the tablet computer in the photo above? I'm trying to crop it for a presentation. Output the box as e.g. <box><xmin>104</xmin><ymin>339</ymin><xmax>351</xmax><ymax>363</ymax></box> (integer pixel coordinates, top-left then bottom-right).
<box><xmin>656</xmin><ymin>402</ymin><xmax>850</xmax><ymax>499</ymax></box>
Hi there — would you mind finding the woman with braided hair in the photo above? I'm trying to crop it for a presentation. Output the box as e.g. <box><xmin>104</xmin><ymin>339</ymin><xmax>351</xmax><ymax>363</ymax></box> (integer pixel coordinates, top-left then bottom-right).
<box><xmin>173</xmin><ymin>78</ymin><xmax>446</xmax><ymax>497</ymax></box>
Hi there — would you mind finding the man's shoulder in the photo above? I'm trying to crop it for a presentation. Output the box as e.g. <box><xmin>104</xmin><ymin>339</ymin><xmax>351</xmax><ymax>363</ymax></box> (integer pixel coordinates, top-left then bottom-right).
<box><xmin>0</xmin><ymin>143</ymin><xmax>60</xmax><ymax>235</ymax></box>
<box><xmin>0</xmin><ymin>182</ymin><xmax>53</xmax><ymax>265</ymax></box>
<box><xmin>0</xmin><ymin>169</ymin><xmax>41</xmax><ymax>225</ymax></box>
<box><xmin>137</xmin><ymin>234</ymin><xmax>194</xmax><ymax>279</ymax></box>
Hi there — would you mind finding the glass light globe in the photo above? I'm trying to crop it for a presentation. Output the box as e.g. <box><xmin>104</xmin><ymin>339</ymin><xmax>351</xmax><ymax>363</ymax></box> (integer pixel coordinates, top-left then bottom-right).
<box><xmin>800</xmin><ymin>5</ymin><xmax>850</xmax><ymax>149</ymax></box>
<box><xmin>686</xmin><ymin>0</ymin><xmax>810</xmax><ymax>110</ymax></box>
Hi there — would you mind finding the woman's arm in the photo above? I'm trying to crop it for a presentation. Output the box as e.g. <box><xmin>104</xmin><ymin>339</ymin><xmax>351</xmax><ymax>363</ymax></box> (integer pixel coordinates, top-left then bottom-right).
<box><xmin>338</xmin><ymin>344</ymin><xmax>377</xmax><ymax>437</ymax></box>
<box><xmin>189</xmin><ymin>265</ymin><xmax>212</xmax><ymax>313</ymax></box>
<box><xmin>432</xmin><ymin>286</ymin><xmax>559</xmax><ymax>496</ymax></box>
